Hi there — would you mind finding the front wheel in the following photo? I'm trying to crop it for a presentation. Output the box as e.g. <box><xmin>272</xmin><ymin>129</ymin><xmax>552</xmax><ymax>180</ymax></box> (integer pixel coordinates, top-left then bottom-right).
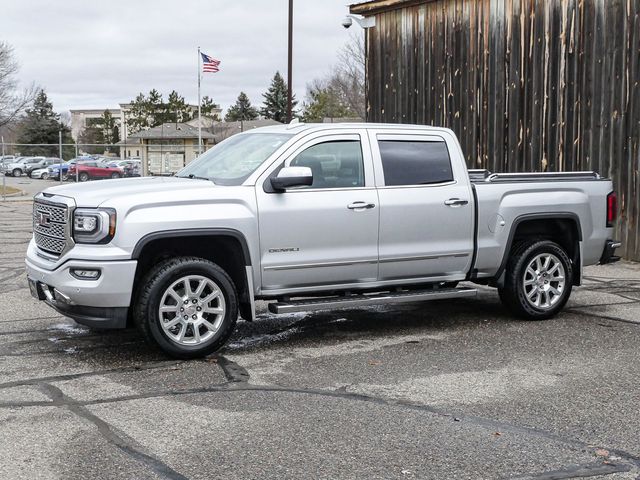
<box><xmin>12</xmin><ymin>168</ymin><xmax>22</xmax><ymax>177</ymax></box>
<box><xmin>110</xmin><ymin>172</ymin><xmax>121</xmax><ymax>179</ymax></box>
<box><xmin>78</xmin><ymin>172</ymin><xmax>89</xmax><ymax>182</ymax></box>
<box><xmin>498</xmin><ymin>240</ymin><xmax>573</xmax><ymax>320</ymax></box>
<box><xmin>134</xmin><ymin>257</ymin><xmax>238</xmax><ymax>359</ymax></box>
<box><xmin>41</xmin><ymin>172</ymin><xmax>49</xmax><ymax>180</ymax></box>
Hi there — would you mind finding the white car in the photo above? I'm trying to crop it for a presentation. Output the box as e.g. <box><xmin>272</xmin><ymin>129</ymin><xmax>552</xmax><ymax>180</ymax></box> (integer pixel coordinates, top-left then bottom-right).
<box><xmin>30</xmin><ymin>167</ymin><xmax>51</xmax><ymax>180</ymax></box>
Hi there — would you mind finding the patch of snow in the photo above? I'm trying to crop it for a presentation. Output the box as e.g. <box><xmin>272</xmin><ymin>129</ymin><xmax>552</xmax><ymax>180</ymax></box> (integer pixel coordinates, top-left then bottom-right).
<box><xmin>48</xmin><ymin>323</ymin><xmax>87</xmax><ymax>335</ymax></box>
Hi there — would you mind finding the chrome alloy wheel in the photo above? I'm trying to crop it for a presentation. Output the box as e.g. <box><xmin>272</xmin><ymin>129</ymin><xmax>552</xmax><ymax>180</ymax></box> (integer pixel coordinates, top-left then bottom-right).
<box><xmin>158</xmin><ymin>275</ymin><xmax>226</xmax><ymax>346</ymax></box>
<box><xmin>522</xmin><ymin>253</ymin><xmax>566</xmax><ymax>310</ymax></box>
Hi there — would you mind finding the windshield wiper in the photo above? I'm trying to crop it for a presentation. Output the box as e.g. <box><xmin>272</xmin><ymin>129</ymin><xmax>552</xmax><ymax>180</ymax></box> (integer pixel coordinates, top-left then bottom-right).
<box><xmin>177</xmin><ymin>174</ymin><xmax>211</xmax><ymax>181</ymax></box>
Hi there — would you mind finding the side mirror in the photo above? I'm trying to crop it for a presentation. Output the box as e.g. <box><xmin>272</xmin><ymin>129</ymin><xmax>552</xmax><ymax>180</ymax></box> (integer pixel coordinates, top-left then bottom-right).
<box><xmin>270</xmin><ymin>166</ymin><xmax>313</xmax><ymax>192</ymax></box>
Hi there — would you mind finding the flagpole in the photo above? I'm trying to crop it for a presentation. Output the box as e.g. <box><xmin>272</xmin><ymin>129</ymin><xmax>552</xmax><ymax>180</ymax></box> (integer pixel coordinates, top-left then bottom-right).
<box><xmin>197</xmin><ymin>46</ymin><xmax>202</xmax><ymax>155</ymax></box>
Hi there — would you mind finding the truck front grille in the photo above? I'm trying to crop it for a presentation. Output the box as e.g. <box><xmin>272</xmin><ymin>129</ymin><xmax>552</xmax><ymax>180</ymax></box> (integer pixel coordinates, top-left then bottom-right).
<box><xmin>33</xmin><ymin>200</ymin><xmax>69</xmax><ymax>255</ymax></box>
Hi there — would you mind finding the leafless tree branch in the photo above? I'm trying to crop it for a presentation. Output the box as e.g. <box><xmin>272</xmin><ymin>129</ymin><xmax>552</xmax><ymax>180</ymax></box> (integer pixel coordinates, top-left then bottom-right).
<box><xmin>0</xmin><ymin>41</ymin><xmax>37</xmax><ymax>128</ymax></box>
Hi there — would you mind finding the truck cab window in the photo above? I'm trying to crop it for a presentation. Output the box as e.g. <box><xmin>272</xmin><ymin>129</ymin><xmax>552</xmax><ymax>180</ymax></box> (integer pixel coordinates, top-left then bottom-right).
<box><xmin>290</xmin><ymin>140</ymin><xmax>364</xmax><ymax>189</ymax></box>
<box><xmin>379</xmin><ymin>140</ymin><xmax>453</xmax><ymax>186</ymax></box>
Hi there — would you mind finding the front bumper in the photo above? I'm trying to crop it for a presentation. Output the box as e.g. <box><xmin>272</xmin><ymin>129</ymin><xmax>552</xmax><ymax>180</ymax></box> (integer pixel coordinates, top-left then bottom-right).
<box><xmin>599</xmin><ymin>239</ymin><xmax>622</xmax><ymax>264</ymax></box>
<box><xmin>25</xmin><ymin>254</ymin><xmax>137</xmax><ymax>329</ymax></box>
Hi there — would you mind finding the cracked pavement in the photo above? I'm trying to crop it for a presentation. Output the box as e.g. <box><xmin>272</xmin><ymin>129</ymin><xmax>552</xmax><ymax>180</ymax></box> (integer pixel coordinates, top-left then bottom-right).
<box><xmin>1</xmin><ymin>200</ymin><xmax>640</xmax><ymax>479</ymax></box>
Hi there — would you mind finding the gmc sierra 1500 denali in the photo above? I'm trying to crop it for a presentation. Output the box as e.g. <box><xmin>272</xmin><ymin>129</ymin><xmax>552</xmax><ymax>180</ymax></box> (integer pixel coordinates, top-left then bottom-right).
<box><xmin>25</xmin><ymin>123</ymin><xmax>621</xmax><ymax>358</ymax></box>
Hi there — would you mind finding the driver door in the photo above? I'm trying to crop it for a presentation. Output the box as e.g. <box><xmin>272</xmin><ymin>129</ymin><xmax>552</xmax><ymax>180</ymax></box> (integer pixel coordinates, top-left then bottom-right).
<box><xmin>256</xmin><ymin>132</ymin><xmax>379</xmax><ymax>293</ymax></box>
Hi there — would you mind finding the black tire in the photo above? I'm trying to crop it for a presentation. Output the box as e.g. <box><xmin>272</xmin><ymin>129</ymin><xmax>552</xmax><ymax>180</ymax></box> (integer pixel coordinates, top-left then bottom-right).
<box><xmin>133</xmin><ymin>257</ymin><xmax>238</xmax><ymax>359</ymax></box>
<box><xmin>41</xmin><ymin>172</ymin><xmax>49</xmax><ymax>180</ymax></box>
<box><xmin>78</xmin><ymin>172</ymin><xmax>89</xmax><ymax>182</ymax></box>
<box><xmin>12</xmin><ymin>168</ymin><xmax>22</xmax><ymax>177</ymax></box>
<box><xmin>110</xmin><ymin>172</ymin><xmax>121</xmax><ymax>179</ymax></box>
<box><xmin>498</xmin><ymin>240</ymin><xmax>573</xmax><ymax>320</ymax></box>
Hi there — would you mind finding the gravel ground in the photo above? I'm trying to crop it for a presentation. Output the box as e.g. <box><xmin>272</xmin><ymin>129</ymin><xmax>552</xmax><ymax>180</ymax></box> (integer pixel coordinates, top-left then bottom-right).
<box><xmin>1</xmin><ymin>200</ymin><xmax>639</xmax><ymax>479</ymax></box>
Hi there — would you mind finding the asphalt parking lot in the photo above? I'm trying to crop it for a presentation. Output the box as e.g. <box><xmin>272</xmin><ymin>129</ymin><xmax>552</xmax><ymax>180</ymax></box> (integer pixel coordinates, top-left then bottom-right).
<box><xmin>1</xmin><ymin>199</ymin><xmax>640</xmax><ymax>479</ymax></box>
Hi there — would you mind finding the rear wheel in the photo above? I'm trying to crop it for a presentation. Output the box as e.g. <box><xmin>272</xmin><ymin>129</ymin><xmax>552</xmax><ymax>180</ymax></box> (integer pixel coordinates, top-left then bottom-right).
<box><xmin>498</xmin><ymin>240</ymin><xmax>572</xmax><ymax>320</ymax></box>
<box><xmin>78</xmin><ymin>172</ymin><xmax>89</xmax><ymax>182</ymax></box>
<box><xmin>134</xmin><ymin>257</ymin><xmax>238</xmax><ymax>359</ymax></box>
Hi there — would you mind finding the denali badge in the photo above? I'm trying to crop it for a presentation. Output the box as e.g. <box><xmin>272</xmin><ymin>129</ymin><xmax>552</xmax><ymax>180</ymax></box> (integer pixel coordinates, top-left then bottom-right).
<box><xmin>36</xmin><ymin>211</ymin><xmax>51</xmax><ymax>227</ymax></box>
<box><xmin>268</xmin><ymin>247</ymin><xmax>300</xmax><ymax>253</ymax></box>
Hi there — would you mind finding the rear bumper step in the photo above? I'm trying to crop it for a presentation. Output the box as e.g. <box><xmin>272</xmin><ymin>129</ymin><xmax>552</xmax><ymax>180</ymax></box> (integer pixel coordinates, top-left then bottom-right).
<box><xmin>269</xmin><ymin>287</ymin><xmax>477</xmax><ymax>314</ymax></box>
<box><xmin>600</xmin><ymin>239</ymin><xmax>622</xmax><ymax>265</ymax></box>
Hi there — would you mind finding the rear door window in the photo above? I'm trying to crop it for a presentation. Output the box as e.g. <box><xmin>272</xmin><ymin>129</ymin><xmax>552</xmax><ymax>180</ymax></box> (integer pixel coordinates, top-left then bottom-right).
<box><xmin>378</xmin><ymin>140</ymin><xmax>453</xmax><ymax>186</ymax></box>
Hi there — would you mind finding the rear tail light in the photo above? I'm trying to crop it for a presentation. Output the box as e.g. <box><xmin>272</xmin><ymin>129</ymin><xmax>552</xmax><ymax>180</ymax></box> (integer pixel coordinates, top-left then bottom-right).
<box><xmin>606</xmin><ymin>191</ymin><xmax>617</xmax><ymax>227</ymax></box>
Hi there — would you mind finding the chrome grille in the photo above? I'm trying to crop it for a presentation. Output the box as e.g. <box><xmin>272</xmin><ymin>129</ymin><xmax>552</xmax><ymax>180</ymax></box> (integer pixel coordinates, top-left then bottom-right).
<box><xmin>33</xmin><ymin>202</ymin><xmax>66</xmax><ymax>223</ymax></box>
<box><xmin>33</xmin><ymin>232</ymin><xmax>67</xmax><ymax>255</ymax></box>
<box><xmin>33</xmin><ymin>200</ymin><xmax>69</xmax><ymax>255</ymax></box>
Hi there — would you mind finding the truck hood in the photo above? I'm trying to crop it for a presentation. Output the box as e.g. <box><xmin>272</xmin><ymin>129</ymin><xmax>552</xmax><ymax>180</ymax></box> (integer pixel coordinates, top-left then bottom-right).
<box><xmin>43</xmin><ymin>176</ymin><xmax>216</xmax><ymax>207</ymax></box>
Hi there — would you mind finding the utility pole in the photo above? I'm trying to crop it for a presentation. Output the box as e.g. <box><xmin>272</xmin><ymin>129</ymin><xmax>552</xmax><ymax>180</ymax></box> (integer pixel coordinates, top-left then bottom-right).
<box><xmin>58</xmin><ymin>129</ymin><xmax>63</xmax><ymax>184</ymax></box>
<box><xmin>287</xmin><ymin>0</ymin><xmax>293</xmax><ymax>122</ymax></box>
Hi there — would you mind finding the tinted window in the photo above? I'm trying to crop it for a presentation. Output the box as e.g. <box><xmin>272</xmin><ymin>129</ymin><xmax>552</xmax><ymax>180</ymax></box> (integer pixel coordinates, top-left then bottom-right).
<box><xmin>378</xmin><ymin>140</ymin><xmax>453</xmax><ymax>186</ymax></box>
<box><xmin>290</xmin><ymin>140</ymin><xmax>364</xmax><ymax>189</ymax></box>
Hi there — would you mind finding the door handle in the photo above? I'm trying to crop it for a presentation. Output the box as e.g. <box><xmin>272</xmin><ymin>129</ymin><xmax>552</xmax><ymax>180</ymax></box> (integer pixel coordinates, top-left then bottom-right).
<box><xmin>444</xmin><ymin>198</ymin><xmax>469</xmax><ymax>207</ymax></box>
<box><xmin>347</xmin><ymin>201</ymin><xmax>376</xmax><ymax>210</ymax></box>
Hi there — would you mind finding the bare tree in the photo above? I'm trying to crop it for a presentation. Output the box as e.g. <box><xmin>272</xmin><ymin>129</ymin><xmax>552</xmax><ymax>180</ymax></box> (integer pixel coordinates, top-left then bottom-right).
<box><xmin>303</xmin><ymin>34</ymin><xmax>366</xmax><ymax>121</ymax></box>
<box><xmin>332</xmin><ymin>33</ymin><xmax>366</xmax><ymax>120</ymax></box>
<box><xmin>0</xmin><ymin>41</ymin><xmax>36</xmax><ymax>128</ymax></box>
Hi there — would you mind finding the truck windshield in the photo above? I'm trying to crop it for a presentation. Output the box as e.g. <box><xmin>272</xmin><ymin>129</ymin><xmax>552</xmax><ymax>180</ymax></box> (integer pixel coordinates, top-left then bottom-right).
<box><xmin>176</xmin><ymin>132</ymin><xmax>293</xmax><ymax>185</ymax></box>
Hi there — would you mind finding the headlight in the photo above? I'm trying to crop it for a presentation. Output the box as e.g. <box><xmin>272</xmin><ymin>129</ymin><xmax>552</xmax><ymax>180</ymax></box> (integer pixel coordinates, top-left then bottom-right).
<box><xmin>73</xmin><ymin>208</ymin><xmax>116</xmax><ymax>244</ymax></box>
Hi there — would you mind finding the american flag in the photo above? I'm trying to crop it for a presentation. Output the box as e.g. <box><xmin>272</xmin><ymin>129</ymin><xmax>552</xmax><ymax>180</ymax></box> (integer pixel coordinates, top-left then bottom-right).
<box><xmin>201</xmin><ymin>52</ymin><xmax>221</xmax><ymax>73</ymax></box>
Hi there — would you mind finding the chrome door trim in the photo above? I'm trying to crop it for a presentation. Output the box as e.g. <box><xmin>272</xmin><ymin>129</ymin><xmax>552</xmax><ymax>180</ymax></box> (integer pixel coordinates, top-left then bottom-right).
<box><xmin>263</xmin><ymin>258</ymin><xmax>378</xmax><ymax>271</ymax></box>
<box><xmin>379</xmin><ymin>252</ymin><xmax>470</xmax><ymax>263</ymax></box>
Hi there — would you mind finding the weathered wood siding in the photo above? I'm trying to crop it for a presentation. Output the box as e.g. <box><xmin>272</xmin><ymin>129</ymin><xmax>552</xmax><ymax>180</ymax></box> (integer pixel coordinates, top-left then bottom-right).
<box><xmin>363</xmin><ymin>0</ymin><xmax>640</xmax><ymax>261</ymax></box>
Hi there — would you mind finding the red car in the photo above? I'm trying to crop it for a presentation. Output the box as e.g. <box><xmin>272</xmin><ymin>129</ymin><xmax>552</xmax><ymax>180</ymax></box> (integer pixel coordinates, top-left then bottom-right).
<box><xmin>69</xmin><ymin>161</ymin><xmax>123</xmax><ymax>182</ymax></box>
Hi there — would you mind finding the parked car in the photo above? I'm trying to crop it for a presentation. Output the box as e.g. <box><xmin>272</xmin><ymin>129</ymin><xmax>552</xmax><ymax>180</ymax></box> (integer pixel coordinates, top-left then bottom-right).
<box><xmin>0</xmin><ymin>155</ymin><xmax>18</xmax><ymax>166</ymax></box>
<box><xmin>47</xmin><ymin>163</ymin><xmax>71</xmax><ymax>180</ymax></box>
<box><xmin>0</xmin><ymin>157</ymin><xmax>44</xmax><ymax>177</ymax></box>
<box><xmin>25</xmin><ymin>158</ymin><xmax>61</xmax><ymax>175</ymax></box>
<box><xmin>107</xmin><ymin>159</ymin><xmax>142</xmax><ymax>177</ymax></box>
<box><xmin>30</xmin><ymin>167</ymin><xmax>53</xmax><ymax>180</ymax></box>
<box><xmin>25</xmin><ymin>123</ymin><xmax>621</xmax><ymax>359</ymax></box>
<box><xmin>68</xmin><ymin>161</ymin><xmax>123</xmax><ymax>181</ymax></box>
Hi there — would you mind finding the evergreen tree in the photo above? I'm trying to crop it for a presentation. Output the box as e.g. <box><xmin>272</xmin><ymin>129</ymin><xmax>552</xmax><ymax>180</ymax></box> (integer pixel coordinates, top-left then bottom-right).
<box><xmin>201</xmin><ymin>95</ymin><xmax>221</xmax><ymax>120</ymax></box>
<box><xmin>77</xmin><ymin>109</ymin><xmax>120</xmax><ymax>153</ymax></box>
<box><xmin>224</xmin><ymin>92</ymin><xmax>259</xmax><ymax>122</ymax></box>
<box><xmin>261</xmin><ymin>71</ymin><xmax>296</xmax><ymax>122</ymax></box>
<box><xmin>125</xmin><ymin>89</ymin><xmax>194</xmax><ymax>134</ymax></box>
<box><xmin>17</xmin><ymin>89</ymin><xmax>73</xmax><ymax>158</ymax></box>
<box><xmin>165</xmin><ymin>90</ymin><xmax>192</xmax><ymax>124</ymax></box>
<box><xmin>302</xmin><ymin>81</ymin><xmax>354</xmax><ymax>122</ymax></box>
<box><xmin>100</xmin><ymin>110</ymin><xmax>119</xmax><ymax>145</ymax></box>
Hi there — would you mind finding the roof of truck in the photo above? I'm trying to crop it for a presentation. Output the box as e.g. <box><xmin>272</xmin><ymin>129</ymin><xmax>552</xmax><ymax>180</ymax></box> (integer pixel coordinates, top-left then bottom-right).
<box><xmin>248</xmin><ymin>122</ymin><xmax>454</xmax><ymax>135</ymax></box>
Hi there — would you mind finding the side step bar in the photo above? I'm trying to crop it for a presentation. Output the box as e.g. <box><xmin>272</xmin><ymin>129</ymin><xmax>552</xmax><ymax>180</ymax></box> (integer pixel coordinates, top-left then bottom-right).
<box><xmin>269</xmin><ymin>287</ymin><xmax>477</xmax><ymax>314</ymax></box>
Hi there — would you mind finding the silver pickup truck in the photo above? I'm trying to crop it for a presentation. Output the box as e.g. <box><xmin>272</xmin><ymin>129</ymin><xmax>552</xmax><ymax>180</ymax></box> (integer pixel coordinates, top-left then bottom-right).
<box><xmin>25</xmin><ymin>123</ymin><xmax>620</xmax><ymax>358</ymax></box>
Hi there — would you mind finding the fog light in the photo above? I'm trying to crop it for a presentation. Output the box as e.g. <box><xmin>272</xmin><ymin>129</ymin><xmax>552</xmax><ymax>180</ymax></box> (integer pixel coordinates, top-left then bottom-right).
<box><xmin>70</xmin><ymin>269</ymin><xmax>101</xmax><ymax>280</ymax></box>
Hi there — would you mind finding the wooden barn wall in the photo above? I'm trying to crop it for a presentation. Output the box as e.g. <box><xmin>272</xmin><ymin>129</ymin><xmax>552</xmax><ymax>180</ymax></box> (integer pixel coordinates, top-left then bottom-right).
<box><xmin>365</xmin><ymin>0</ymin><xmax>640</xmax><ymax>261</ymax></box>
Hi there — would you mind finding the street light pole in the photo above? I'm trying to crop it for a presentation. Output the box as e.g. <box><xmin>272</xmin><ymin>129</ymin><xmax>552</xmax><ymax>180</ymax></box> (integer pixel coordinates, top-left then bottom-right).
<box><xmin>287</xmin><ymin>0</ymin><xmax>293</xmax><ymax>122</ymax></box>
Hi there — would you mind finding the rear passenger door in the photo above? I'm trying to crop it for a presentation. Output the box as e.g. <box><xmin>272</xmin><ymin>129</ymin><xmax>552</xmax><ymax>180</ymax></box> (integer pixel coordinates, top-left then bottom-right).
<box><xmin>370</xmin><ymin>131</ymin><xmax>474</xmax><ymax>282</ymax></box>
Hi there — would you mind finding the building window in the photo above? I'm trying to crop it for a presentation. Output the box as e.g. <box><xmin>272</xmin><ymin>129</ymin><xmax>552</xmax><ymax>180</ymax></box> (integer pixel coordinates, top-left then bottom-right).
<box><xmin>378</xmin><ymin>140</ymin><xmax>453</xmax><ymax>186</ymax></box>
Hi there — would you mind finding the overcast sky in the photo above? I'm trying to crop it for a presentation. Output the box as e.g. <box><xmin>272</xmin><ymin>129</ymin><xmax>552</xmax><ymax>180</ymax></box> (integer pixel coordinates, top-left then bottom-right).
<box><xmin>2</xmin><ymin>0</ymin><xmax>359</xmax><ymax>115</ymax></box>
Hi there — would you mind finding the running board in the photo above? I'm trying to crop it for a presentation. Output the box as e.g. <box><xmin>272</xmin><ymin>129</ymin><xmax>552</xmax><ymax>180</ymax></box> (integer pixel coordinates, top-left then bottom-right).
<box><xmin>268</xmin><ymin>287</ymin><xmax>477</xmax><ymax>314</ymax></box>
